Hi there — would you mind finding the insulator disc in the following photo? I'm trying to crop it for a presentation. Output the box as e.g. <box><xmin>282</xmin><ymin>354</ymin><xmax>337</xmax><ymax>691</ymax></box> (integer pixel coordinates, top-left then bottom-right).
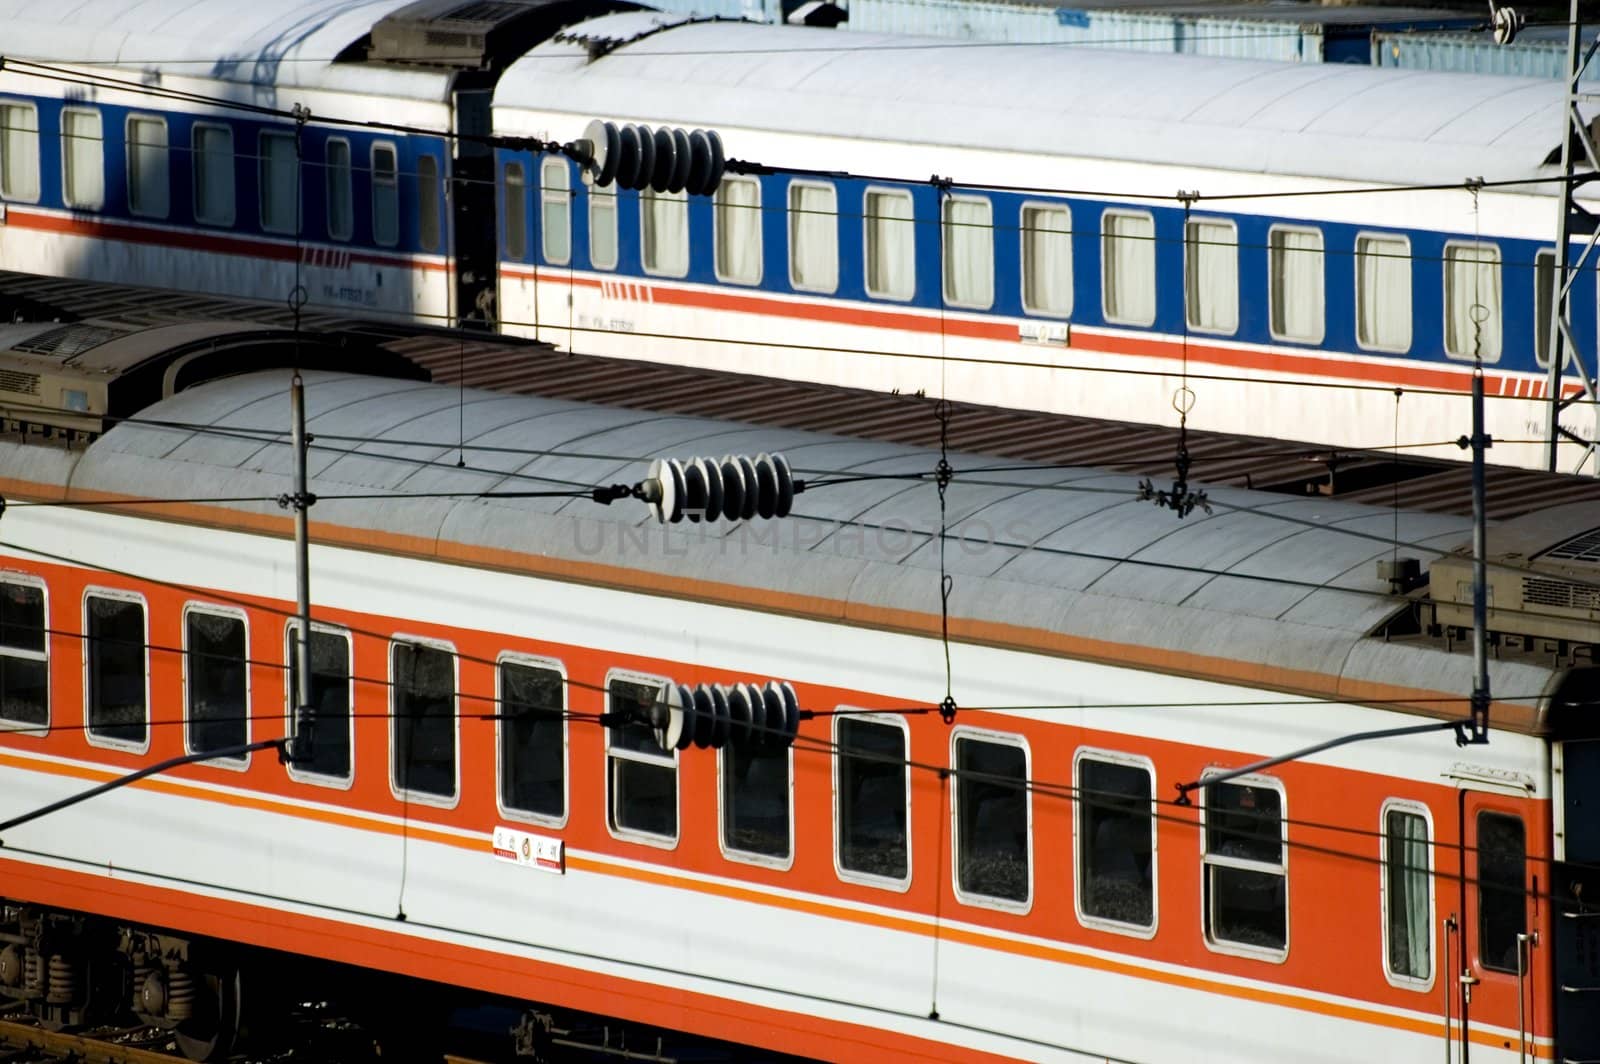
<box><xmin>704</xmin><ymin>129</ymin><xmax>726</xmax><ymax>195</ymax></box>
<box><xmin>708</xmin><ymin>684</ymin><xmax>730</xmax><ymax>748</ymax></box>
<box><xmin>657</xmin><ymin>682</ymin><xmax>686</xmax><ymax>751</ymax></box>
<box><xmin>685</xmin><ymin>129</ymin><xmax>713</xmax><ymax>196</ymax></box>
<box><xmin>632</xmin><ymin>125</ymin><xmax>656</xmax><ymax>191</ymax></box>
<box><xmin>760</xmin><ymin>683</ymin><xmax>785</xmax><ymax>751</ymax></box>
<box><xmin>772</xmin><ymin>452</ymin><xmax>795</xmax><ymax>518</ymax></box>
<box><xmin>682</xmin><ymin>458</ymin><xmax>709</xmax><ymax>524</ymax></box>
<box><xmin>778</xmin><ymin>681</ymin><xmax>800</xmax><ymax>743</ymax></box>
<box><xmin>718</xmin><ymin>456</ymin><xmax>745</xmax><ymax>521</ymax></box>
<box><xmin>753</xmin><ymin>453</ymin><xmax>778</xmax><ymax>519</ymax></box>
<box><xmin>613</xmin><ymin>123</ymin><xmax>642</xmax><ymax>190</ymax></box>
<box><xmin>691</xmin><ymin>686</ymin><xmax>716</xmax><ymax>748</ymax></box>
<box><xmin>668</xmin><ymin>127</ymin><xmax>693</xmax><ymax>193</ymax></box>
<box><xmin>650</xmin><ymin>127</ymin><xmax>676</xmax><ymax>193</ymax></box>
<box><xmin>724</xmin><ymin>684</ymin><xmax>752</xmax><ymax>745</ymax></box>
<box><xmin>674</xmin><ymin>685</ymin><xmax>695</xmax><ymax>750</ymax></box>
<box><xmin>699</xmin><ymin>456</ymin><xmax>725</xmax><ymax>523</ymax></box>
<box><xmin>583</xmin><ymin>118</ymin><xmax>619</xmax><ymax>187</ymax></box>
<box><xmin>646</xmin><ymin>458</ymin><xmax>670</xmax><ymax>523</ymax></box>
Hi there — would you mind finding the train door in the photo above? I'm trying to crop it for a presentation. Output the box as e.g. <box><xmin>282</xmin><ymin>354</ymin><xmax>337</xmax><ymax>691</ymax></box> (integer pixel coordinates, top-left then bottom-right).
<box><xmin>1553</xmin><ymin>737</ymin><xmax>1600</xmax><ymax>1063</ymax></box>
<box><xmin>1451</xmin><ymin>786</ymin><xmax>1539</xmax><ymax>1063</ymax></box>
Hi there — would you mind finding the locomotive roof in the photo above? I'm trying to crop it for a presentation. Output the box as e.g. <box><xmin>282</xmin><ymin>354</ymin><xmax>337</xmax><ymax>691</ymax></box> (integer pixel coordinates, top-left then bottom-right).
<box><xmin>0</xmin><ymin>0</ymin><xmax>449</xmax><ymax>96</ymax></box>
<box><xmin>495</xmin><ymin>12</ymin><xmax>1574</xmax><ymax>189</ymax></box>
<box><xmin>46</xmin><ymin>369</ymin><xmax>1565</xmax><ymax>721</ymax></box>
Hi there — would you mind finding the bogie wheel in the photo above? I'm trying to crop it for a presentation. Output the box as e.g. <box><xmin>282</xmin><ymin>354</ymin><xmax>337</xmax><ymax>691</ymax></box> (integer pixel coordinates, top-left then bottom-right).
<box><xmin>172</xmin><ymin>967</ymin><xmax>241</xmax><ymax>1062</ymax></box>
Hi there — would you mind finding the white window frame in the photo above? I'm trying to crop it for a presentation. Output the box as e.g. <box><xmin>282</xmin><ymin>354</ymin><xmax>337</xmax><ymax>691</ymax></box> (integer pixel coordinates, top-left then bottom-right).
<box><xmin>1020</xmin><ymin>201</ymin><xmax>1072</xmax><ymax>318</ymax></box>
<box><xmin>714</xmin><ymin>175</ymin><xmax>763</xmax><ymax>286</ymax></box>
<box><xmin>181</xmin><ymin>602</ymin><xmax>250</xmax><ymax>769</ymax></box>
<box><xmin>0</xmin><ymin>100</ymin><xmax>41</xmax><ymax>203</ymax></box>
<box><xmin>950</xmin><ymin>726</ymin><xmax>1032</xmax><ymax>913</ymax></box>
<box><xmin>539</xmin><ymin>156</ymin><xmax>571</xmax><ymax>265</ymax></box>
<box><xmin>190</xmin><ymin>122</ymin><xmax>235</xmax><ymax>227</ymax></box>
<box><xmin>863</xmin><ymin>186</ymin><xmax>916</xmax><ymax>302</ymax></box>
<box><xmin>832</xmin><ymin>710</ymin><xmax>913</xmax><ymax>892</ymax></box>
<box><xmin>258</xmin><ymin>129</ymin><xmax>300</xmax><ymax>236</ymax></box>
<box><xmin>416</xmin><ymin>152</ymin><xmax>441</xmax><ymax>253</ymax></box>
<box><xmin>387</xmin><ymin>635</ymin><xmax>461</xmax><ymax>808</ymax></box>
<box><xmin>588</xmin><ymin>185</ymin><xmax>617</xmax><ymax>271</ymax></box>
<box><xmin>640</xmin><ymin>188</ymin><xmax>689</xmax><ymax>279</ymax></box>
<box><xmin>1353</xmin><ymin>231</ymin><xmax>1412</xmax><ymax>354</ymax></box>
<box><xmin>1442</xmin><ymin>240</ymin><xmax>1504</xmax><ymax>363</ymax></box>
<box><xmin>1073</xmin><ymin>746</ymin><xmax>1159</xmax><ymax>939</ymax></box>
<box><xmin>717</xmin><ymin>728</ymin><xmax>795</xmax><ymax>871</ymax></box>
<box><xmin>503</xmin><ymin>161</ymin><xmax>527</xmax><ymax>261</ymax></box>
<box><xmin>941</xmin><ymin>194</ymin><xmax>994</xmax><ymax>311</ymax></box>
<box><xmin>1101</xmin><ymin>208</ymin><xmax>1157</xmax><ymax>327</ymax></box>
<box><xmin>61</xmin><ymin>106</ymin><xmax>104</xmax><ymax>210</ymax></box>
<box><xmin>0</xmin><ymin>572</ymin><xmax>48</xmax><ymax>734</ymax></box>
<box><xmin>325</xmin><ymin>137</ymin><xmax>353</xmax><ymax>241</ymax></box>
<box><xmin>371</xmin><ymin>141</ymin><xmax>399</xmax><ymax>248</ymax></box>
<box><xmin>1380</xmin><ymin>798</ymin><xmax>1436</xmax><ymax>992</ymax></box>
<box><xmin>125</xmin><ymin>114</ymin><xmax>169</xmax><ymax>220</ymax></box>
<box><xmin>1184</xmin><ymin>216</ymin><xmax>1238</xmax><ymax>336</ymax></box>
<box><xmin>1268</xmin><ymin>224</ymin><xmax>1326</xmax><ymax>345</ymax></box>
<box><xmin>82</xmin><ymin>586</ymin><xmax>149</xmax><ymax>755</ymax></box>
<box><xmin>604</xmin><ymin>669</ymin><xmax>679</xmax><ymax>849</ymax></box>
<box><xmin>1534</xmin><ymin>247</ymin><xmax>1563</xmax><ymax>369</ymax></box>
<box><xmin>1199</xmin><ymin>771</ymin><xmax>1289</xmax><ymax>963</ymax></box>
<box><xmin>787</xmin><ymin>179</ymin><xmax>837</xmax><ymax>295</ymax></box>
<box><xmin>284</xmin><ymin>620</ymin><xmax>355</xmax><ymax>790</ymax></box>
<box><xmin>495</xmin><ymin>652</ymin><xmax>569</xmax><ymax>828</ymax></box>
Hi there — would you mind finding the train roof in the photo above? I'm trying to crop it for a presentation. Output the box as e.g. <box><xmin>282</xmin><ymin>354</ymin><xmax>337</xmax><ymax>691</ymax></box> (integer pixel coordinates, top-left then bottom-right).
<box><xmin>25</xmin><ymin>368</ymin><xmax>1571</xmax><ymax>727</ymax></box>
<box><xmin>494</xmin><ymin>12</ymin><xmax>1576</xmax><ymax>188</ymax></box>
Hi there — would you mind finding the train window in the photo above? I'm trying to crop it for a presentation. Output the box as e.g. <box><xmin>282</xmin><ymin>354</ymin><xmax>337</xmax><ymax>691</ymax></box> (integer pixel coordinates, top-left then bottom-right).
<box><xmin>1268</xmin><ymin>226</ymin><xmax>1325</xmax><ymax>344</ymax></box>
<box><xmin>589</xmin><ymin>187</ymin><xmax>617</xmax><ymax>271</ymax></box>
<box><xmin>259</xmin><ymin>131</ymin><xmax>299</xmax><ymax>236</ymax></box>
<box><xmin>1021</xmin><ymin>204</ymin><xmax>1071</xmax><ymax>317</ymax></box>
<box><xmin>498</xmin><ymin>657</ymin><xmax>565</xmax><ymax>823</ymax></box>
<box><xmin>372</xmin><ymin>143</ymin><xmax>399</xmax><ymax>247</ymax></box>
<box><xmin>326</xmin><ymin>139</ymin><xmax>353</xmax><ymax>241</ymax></box>
<box><xmin>183</xmin><ymin>606</ymin><xmax>247</xmax><ymax>763</ymax></box>
<box><xmin>714</xmin><ymin>176</ymin><xmax>762</xmax><ymax>286</ymax></box>
<box><xmin>61</xmin><ymin>108</ymin><xmax>104</xmax><ymax>210</ymax></box>
<box><xmin>942</xmin><ymin>196</ymin><xmax>994</xmax><ymax>310</ymax></box>
<box><xmin>1444</xmin><ymin>243</ymin><xmax>1503</xmax><ymax>362</ymax></box>
<box><xmin>126</xmin><ymin>116</ymin><xmax>169</xmax><ymax>219</ymax></box>
<box><xmin>540</xmin><ymin>157</ymin><xmax>570</xmax><ymax>265</ymax></box>
<box><xmin>192</xmin><ymin>124</ymin><xmax>234</xmax><ymax>227</ymax></box>
<box><xmin>417</xmin><ymin>154</ymin><xmax>441</xmax><ymax>253</ymax></box>
<box><xmin>1075</xmin><ymin>752</ymin><xmax>1155</xmax><ymax>933</ymax></box>
<box><xmin>1202</xmin><ymin>776</ymin><xmax>1287</xmax><ymax>957</ymax></box>
<box><xmin>1382</xmin><ymin>802</ymin><xmax>1433</xmax><ymax>986</ymax></box>
<box><xmin>0</xmin><ymin>577</ymin><xmax>47</xmax><ymax>729</ymax></box>
<box><xmin>84</xmin><ymin>591</ymin><xmax>147</xmax><ymax>749</ymax></box>
<box><xmin>1477</xmin><ymin>811</ymin><xmax>1526</xmax><ymax>973</ymax></box>
<box><xmin>1356</xmin><ymin>234</ymin><xmax>1412</xmax><ymax>353</ymax></box>
<box><xmin>864</xmin><ymin>188</ymin><xmax>915</xmax><ymax>301</ymax></box>
<box><xmin>0</xmin><ymin>102</ymin><xmax>40</xmax><ymax>202</ymax></box>
<box><xmin>503</xmin><ymin>162</ymin><xmax>526</xmax><ymax>261</ymax></box>
<box><xmin>1535</xmin><ymin>248</ymin><xmax>1558</xmax><ymax>367</ymax></box>
<box><xmin>606</xmin><ymin>675</ymin><xmax>677</xmax><ymax>844</ymax></box>
<box><xmin>835</xmin><ymin>714</ymin><xmax>910</xmax><ymax>887</ymax></box>
<box><xmin>953</xmin><ymin>732</ymin><xmax>1029</xmax><ymax>907</ymax></box>
<box><xmin>789</xmin><ymin>181</ymin><xmax>837</xmax><ymax>293</ymax></box>
<box><xmin>641</xmin><ymin>189</ymin><xmax>688</xmax><ymax>278</ymax></box>
<box><xmin>390</xmin><ymin>639</ymin><xmax>457</xmax><ymax>802</ymax></box>
<box><xmin>285</xmin><ymin>622</ymin><xmax>352</xmax><ymax>782</ymax></box>
<box><xmin>721</xmin><ymin>724</ymin><xmax>792</xmax><ymax>865</ymax></box>
<box><xmin>1185</xmin><ymin>218</ymin><xmax>1238</xmax><ymax>334</ymax></box>
<box><xmin>1102</xmin><ymin>210</ymin><xmax>1155</xmax><ymax>326</ymax></box>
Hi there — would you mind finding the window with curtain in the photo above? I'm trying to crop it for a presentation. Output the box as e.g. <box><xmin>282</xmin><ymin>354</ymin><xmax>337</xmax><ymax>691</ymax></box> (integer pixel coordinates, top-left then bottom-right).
<box><xmin>1535</xmin><ymin>249</ymin><xmax>1558</xmax><ymax>367</ymax></box>
<box><xmin>62</xmin><ymin>109</ymin><xmax>104</xmax><ymax>209</ymax></box>
<box><xmin>417</xmin><ymin>154</ymin><xmax>440</xmax><ymax>252</ymax></box>
<box><xmin>607</xmin><ymin>677</ymin><xmax>677</xmax><ymax>840</ymax></box>
<box><xmin>942</xmin><ymin>196</ymin><xmax>993</xmax><ymax>309</ymax></box>
<box><xmin>1022</xmin><ymin>204</ymin><xmax>1071</xmax><ymax>317</ymax></box>
<box><xmin>500</xmin><ymin>659</ymin><xmax>565</xmax><ymax>820</ymax></box>
<box><xmin>1445</xmin><ymin>243</ymin><xmax>1503</xmax><ymax>362</ymax></box>
<box><xmin>1269</xmin><ymin>227</ymin><xmax>1324</xmax><ymax>343</ymax></box>
<box><xmin>126</xmin><ymin>116</ymin><xmax>168</xmax><ymax>219</ymax></box>
<box><xmin>86</xmin><ymin>593</ymin><xmax>146</xmax><ymax>747</ymax></box>
<box><xmin>372</xmin><ymin>143</ymin><xmax>398</xmax><ymax>247</ymax></box>
<box><xmin>503</xmin><ymin>162</ymin><xmax>526</xmax><ymax>260</ymax></box>
<box><xmin>286</xmin><ymin>623</ymin><xmax>351</xmax><ymax>780</ymax></box>
<box><xmin>0</xmin><ymin>579</ymin><xmax>47</xmax><ymax>728</ymax></box>
<box><xmin>789</xmin><ymin>182</ymin><xmax>837</xmax><ymax>293</ymax></box>
<box><xmin>1077</xmin><ymin>754</ymin><xmax>1155</xmax><ymax>929</ymax></box>
<box><xmin>954</xmin><ymin>734</ymin><xmax>1028</xmax><ymax>904</ymax></box>
<box><xmin>1102</xmin><ymin>210</ymin><xmax>1155</xmax><ymax>325</ymax></box>
<box><xmin>836</xmin><ymin>715</ymin><xmax>909</xmax><ymax>883</ymax></box>
<box><xmin>589</xmin><ymin>187</ymin><xmax>617</xmax><ymax>270</ymax></box>
<box><xmin>1</xmin><ymin>103</ymin><xmax>40</xmax><ymax>202</ymax></box>
<box><xmin>540</xmin><ymin>156</ymin><xmax>570</xmax><ymax>265</ymax></box>
<box><xmin>865</xmin><ymin>189</ymin><xmax>915</xmax><ymax>301</ymax></box>
<box><xmin>1203</xmin><ymin>777</ymin><xmax>1287</xmax><ymax>954</ymax></box>
<box><xmin>715</xmin><ymin>176</ymin><xmax>762</xmax><ymax>285</ymax></box>
<box><xmin>185</xmin><ymin>608</ymin><xmax>246</xmax><ymax>760</ymax></box>
<box><xmin>259</xmin><ymin>131</ymin><xmax>298</xmax><ymax>235</ymax></box>
<box><xmin>1384</xmin><ymin>806</ymin><xmax>1432</xmax><ymax>983</ymax></box>
<box><xmin>1185</xmin><ymin>219</ymin><xmax>1237</xmax><ymax>334</ymax></box>
<box><xmin>192</xmin><ymin>125</ymin><xmax>234</xmax><ymax>226</ymax></box>
<box><xmin>326</xmin><ymin>140</ymin><xmax>352</xmax><ymax>241</ymax></box>
<box><xmin>391</xmin><ymin>641</ymin><xmax>456</xmax><ymax>800</ymax></box>
<box><xmin>1356</xmin><ymin>235</ymin><xmax>1411</xmax><ymax>352</ymax></box>
<box><xmin>641</xmin><ymin>188</ymin><xmax>688</xmax><ymax>277</ymax></box>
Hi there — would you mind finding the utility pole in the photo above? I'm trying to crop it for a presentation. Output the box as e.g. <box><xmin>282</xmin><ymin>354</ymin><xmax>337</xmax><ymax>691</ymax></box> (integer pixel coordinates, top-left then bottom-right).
<box><xmin>288</xmin><ymin>373</ymin><xmax>315</xmax><ymax>764</ymax></box>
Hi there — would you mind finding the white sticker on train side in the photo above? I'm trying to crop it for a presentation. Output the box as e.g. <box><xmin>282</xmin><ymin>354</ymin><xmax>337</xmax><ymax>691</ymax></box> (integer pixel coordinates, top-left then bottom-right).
<box><xmin>493</xmin><ymin>825</ymin><xmax>564</xmax><ymax>874</ymax></box>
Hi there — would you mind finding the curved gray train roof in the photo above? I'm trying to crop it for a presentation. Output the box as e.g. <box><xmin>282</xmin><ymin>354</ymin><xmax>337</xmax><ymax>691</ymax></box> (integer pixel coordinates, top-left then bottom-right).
<box><xmin>46</xmin><ymin>369</ymin><xmax>1563</xmax><ymax>712</ymax></box>
<box><xmin>495</xmin><ymin>12</ymin><xmax>1574</xmax><ymax>188</ymax></box>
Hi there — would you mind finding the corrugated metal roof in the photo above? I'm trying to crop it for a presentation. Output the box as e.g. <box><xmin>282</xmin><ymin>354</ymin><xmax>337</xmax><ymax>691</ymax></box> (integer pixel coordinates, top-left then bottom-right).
<box><xmin>1375</xmin><ymin>24</ymin><xmax>1600</xmax><ymax>84</ymax></box>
